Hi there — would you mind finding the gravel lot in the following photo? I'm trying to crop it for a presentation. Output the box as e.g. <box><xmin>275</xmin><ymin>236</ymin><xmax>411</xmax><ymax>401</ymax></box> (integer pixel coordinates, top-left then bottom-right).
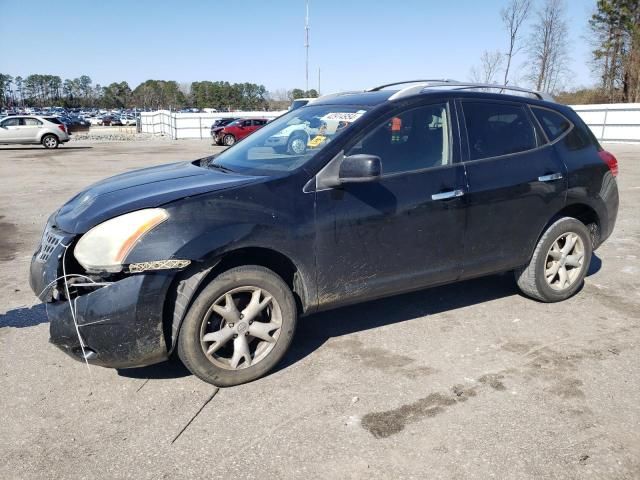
<box><xmin>0</xmin><ymin>140</ymin><xmax>638</xmax><ymax>479</ymax></box>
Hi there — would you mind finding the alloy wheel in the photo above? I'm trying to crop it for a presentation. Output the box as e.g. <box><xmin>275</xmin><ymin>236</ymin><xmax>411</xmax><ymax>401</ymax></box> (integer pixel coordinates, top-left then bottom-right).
<box><xmin>290</xmin><ymin>137</ymin><xmax>306</xmax><ymax>154</ymax></box>
<box><xmin>544</xmin><ymin>232</ymin><xmax>586</xmax><ymax>291</ymax></box>
<box><xmin>199</xmin><ymin>286</ymin><xmax>282</xmax><ymax>370</ymax></box>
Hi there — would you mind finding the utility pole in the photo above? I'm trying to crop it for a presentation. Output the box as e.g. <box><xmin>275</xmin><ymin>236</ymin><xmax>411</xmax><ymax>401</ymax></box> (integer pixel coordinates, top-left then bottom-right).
<box><xmin>305</xmin><ymin>0</ymin><xmax>310</xmax><ymax>93</ymax></box>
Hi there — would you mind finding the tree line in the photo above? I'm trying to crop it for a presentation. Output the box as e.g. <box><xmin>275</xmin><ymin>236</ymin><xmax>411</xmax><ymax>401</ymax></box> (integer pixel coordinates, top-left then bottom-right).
<box><xmin>471</xmin><ymin>0</ymin><xmax>639</xmax><ymax>103</ymax></box>
<box><xmin>0</xmin><ymin>74</ymin><xmax>319</xmax><ymax>110</ymax></box>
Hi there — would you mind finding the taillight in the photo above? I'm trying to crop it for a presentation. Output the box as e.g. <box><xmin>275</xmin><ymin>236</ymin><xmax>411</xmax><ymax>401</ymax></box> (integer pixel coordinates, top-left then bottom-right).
<box><xmin>57</xmin><ymin>124</ymin><xmax>66</xmax><ymax>134</ymax></box>
<box><xmin>599</xmin><ymin>150</ymin><xmax>618</xmax><ymax>177</ymax></box>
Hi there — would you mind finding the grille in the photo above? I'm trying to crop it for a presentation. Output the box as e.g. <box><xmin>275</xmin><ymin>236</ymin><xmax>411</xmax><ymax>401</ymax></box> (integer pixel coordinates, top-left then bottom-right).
<box><xmin>36</xmin><ymin>226</ymin><xmax>64</xmax><ymax>263</ymax></box>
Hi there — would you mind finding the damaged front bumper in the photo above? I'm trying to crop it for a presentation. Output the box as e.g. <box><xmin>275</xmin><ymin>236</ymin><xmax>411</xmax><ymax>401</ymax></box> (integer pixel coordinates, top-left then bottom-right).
<box><xmin>29</xmin><ymin>230</ymin><xmax>175</xmax><ymax>369</ymax></box>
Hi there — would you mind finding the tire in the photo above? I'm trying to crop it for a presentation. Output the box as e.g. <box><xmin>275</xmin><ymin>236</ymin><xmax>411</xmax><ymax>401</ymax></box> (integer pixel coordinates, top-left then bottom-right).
<box><xmin>273</xmin><ymin>146</ymin><xmax>287</xmax><ymax>154</ymax></box>
<box><xmin>223</xmin><ymin>134</ymin><xmax>236</xmax><ymax>146</ymax></box>
<box><xmin>287</xmin><ymin>132</ymin><xmax>307</xmax><ymax>155</ymax></box>
<box><xmin>41</xmin><ymin>134</ymin><xmax>59</xmax><ymax>149</ymax></box>
<box><xmin>178</xmin><ymin>265</ymin><xmax>297</xmax><ymax>386</ymax></box>
<box><xmin>515</xmin><ymin>217</ymin><xmax>592</xmax><ymax>302</ymax></box>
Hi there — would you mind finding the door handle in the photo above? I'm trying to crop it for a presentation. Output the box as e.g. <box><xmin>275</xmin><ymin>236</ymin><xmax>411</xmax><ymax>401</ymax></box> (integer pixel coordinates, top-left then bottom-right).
<box><xmin>431</xmin><ymin>189</ymin><xmax>464</xmax><ymax>201</ymax></box>
<box><xmin>538</xmin><ymin>172</ymin><xmax>563</xmax><ymax>182</ymax></box>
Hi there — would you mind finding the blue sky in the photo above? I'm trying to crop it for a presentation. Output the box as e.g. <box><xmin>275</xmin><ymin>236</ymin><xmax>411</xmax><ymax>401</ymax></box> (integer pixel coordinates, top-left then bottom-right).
<box><xmin>0</xmin><ymin>0</ymin><xmax>597</xmax><ymax>93</ymax></box>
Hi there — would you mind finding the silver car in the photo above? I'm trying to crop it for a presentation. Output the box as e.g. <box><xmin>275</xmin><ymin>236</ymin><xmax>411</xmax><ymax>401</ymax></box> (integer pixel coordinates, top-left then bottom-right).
<box><xmin>0</xmin><ymin>116</ymin><xmax>71</xmax><ymax>149</ymax></box>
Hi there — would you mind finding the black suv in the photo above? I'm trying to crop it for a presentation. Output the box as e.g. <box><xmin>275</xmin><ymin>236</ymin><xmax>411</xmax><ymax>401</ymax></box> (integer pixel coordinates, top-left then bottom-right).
<box><xmin>29</xmin><ymin>80</ymin><xmax>619</xmax><ymax>386</ymax></box>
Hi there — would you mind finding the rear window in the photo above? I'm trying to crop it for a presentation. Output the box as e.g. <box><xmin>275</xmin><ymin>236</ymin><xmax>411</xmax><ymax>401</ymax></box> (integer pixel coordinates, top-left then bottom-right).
<box><xmin>531</xmin><ymin>107</ymin><xmax>571</xmax><ymax>140</ymax></box>
<box><xmin>44</xmin><ymin>117</ymin><xmax>63</xmax><ymax>125</ymax></box>
<box><xmin>462</xmin><ymin>102</ymin><xmax>538</xmax><ymax>160</ymax></box>
<box><xmin>24</xmin><ymin>118</ymin><xmax>42</xmax><ymax>126</ymax></box>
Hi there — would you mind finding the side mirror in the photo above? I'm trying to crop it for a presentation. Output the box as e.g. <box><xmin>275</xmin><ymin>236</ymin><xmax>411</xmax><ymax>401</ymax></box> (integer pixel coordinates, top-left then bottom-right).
<box><xmin>339</xmin><ymin>154</ymin><xmax>382</xmax><ymax>184</ymax></box>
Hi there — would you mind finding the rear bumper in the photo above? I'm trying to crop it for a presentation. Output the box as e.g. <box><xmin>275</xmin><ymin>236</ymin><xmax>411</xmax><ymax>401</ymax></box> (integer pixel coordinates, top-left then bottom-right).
<box><xmin>596</xmin><ymin>173</ymin><xmax>619</xmax><ymax>247</ymax></box>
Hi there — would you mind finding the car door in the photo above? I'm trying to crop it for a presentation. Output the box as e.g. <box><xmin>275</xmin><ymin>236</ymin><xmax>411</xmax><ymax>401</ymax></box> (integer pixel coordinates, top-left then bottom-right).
<box><xmin>458</xmin><ymin>99</ymin><xmax>567</xmax><ymax>277</ymax></box>
<box><xmin>314</xmin><ymin>101</ymin><xmax>467</xmax><ymax>310</ymax></box>
<box><xmin>239</xmin><ymin>119</ymin><xmax>253</xmax><ymax>139</ymax></box>
<box><xmin>0</xmin><ymin>117</ymin><xmax>22</xmax><ymax>142</ymax></box>
<box><xmin>21</xmin><ymin>117</ymin><xmax>43</xmax><ymax>142</ymax></box>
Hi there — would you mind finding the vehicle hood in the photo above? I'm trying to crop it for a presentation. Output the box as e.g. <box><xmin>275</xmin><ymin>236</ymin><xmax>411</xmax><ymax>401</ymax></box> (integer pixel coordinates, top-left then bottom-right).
<box><xmin>54</xmin><ymin>160</ymin><xmax>258</xmax><ymax>233</ymax></box>
<box><xmin>272</xmin><ymin>124</ymin><xmax>310</xmax><ymax>137</ymax></box>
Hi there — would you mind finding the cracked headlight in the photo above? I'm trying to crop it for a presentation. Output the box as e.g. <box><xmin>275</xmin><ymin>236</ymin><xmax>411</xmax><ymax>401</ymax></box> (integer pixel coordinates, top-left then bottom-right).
<box><xmin>74</xmin><ymin>208</ymin><xmax>168</xmax><ymax>272</ymax></box>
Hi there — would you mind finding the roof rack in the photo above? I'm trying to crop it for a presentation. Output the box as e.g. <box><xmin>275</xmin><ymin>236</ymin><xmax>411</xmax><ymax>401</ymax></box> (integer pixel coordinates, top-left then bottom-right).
<box><xmin>384</xmin><ymin>81</ymin><xmax>554</xmax><ymax>102</ymax></box>
<box><xmin>366</xmin><ymin>79</ymin><xmax>460</xmax><ymax>91</ymax></box>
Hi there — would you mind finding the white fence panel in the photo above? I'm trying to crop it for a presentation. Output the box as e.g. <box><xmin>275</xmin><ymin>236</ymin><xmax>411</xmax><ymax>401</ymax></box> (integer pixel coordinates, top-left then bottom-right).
<box><xmin>571</xmin><ymin>103</ymin><xmax>640</xmax><ymax>143</ymax></box>
<box><xmin>140</xmin><ymin>111</ymin><xmax>285</xmax><ymax>139</ymax></box>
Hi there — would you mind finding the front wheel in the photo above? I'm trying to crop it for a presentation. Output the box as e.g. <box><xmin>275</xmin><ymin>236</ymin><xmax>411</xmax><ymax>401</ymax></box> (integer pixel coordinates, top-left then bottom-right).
<box><xmin>41</xmin><ymin>134</ymin><xmax>59</xmax><ymax>149</ymax></box>
<box><xmin>287</xmin><ymin>133</ymin><xmax>307</xmax><ymax>155</ymax></box>
<box><xmin>178</xmin><ymin>266</ymin><xmax>297</xmax><ymax>386</ymax></box>
<box><xmin>515</xmin><ymin>217</ymin><xmax>592</xmax><ymax>302</ymax></box>
<box><xmin>223</xmin><ymin>134</ymin><xmax>236</xmax><ymax>146</ymax></box>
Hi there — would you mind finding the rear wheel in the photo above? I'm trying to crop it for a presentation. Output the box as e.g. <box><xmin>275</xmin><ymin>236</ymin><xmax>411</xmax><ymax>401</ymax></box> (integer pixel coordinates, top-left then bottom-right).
<box><xmin>223</xmin><ymin>134</ymin><xmax>236</xmax><ymax>146</ymax></box>
<box><xmin>178</xmin><ymin>266</ymin><xmax>297</xmax><ymax>386</ymax></box>
<box><xmin>515</xmin><ymin>217</ymin><xmax>592</xmax><ymax>302</ymax></box>
<box><xmin>41</xmin><ymin>134</ymin><xmax>59</xmax><ymax>149</ymax></box>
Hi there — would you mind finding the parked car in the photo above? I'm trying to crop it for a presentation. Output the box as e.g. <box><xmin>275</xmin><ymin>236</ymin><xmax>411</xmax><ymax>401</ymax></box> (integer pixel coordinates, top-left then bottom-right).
<box><xmin>121</xmin><ymin>116</ymin><xmax>137</xmax><ymax>126</ymax></box>
<box><xmin>210</xmin><ymin>117</ymin><xmax>239</xmax><ymax>144</ymax></box>
<box><xmin>59</xmin><ymin>115</ymin><xmax>90</xmax><ymax>133</ymax></box>
<box><xmin>216</xmin><ymin>118</ymin><xmax>269</xmax><ymax>146</ymax></box>
<box><xmin>30</xmin><ymin>80</ymin><xmax>619</xmax><ymax>386</ymax></box>
<box><xmin>0</xmin><ymin>115</ymin><xmax>70</xmax><ymax>148</ymax></box>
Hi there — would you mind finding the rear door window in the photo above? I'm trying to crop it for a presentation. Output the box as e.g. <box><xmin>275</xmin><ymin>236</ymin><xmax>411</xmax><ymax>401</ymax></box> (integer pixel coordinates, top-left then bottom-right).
<box><xmin>462</xmin><ymin>102</ymin><xmax>538</xmax><ymax>160</ymax></box>
<box><xmin>24</xmin><ymin>118</ymin><xmax>43</xmax><ymax>126</ymax></box>
<box><xmin>531</xmin><ymin>107</ymin><xmax>571</xmax><ymax>141</ymax></box>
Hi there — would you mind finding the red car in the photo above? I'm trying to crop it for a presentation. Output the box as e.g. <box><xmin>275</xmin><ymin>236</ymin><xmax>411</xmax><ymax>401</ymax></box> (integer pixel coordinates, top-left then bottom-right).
<box><xmin>217</xmin><ymin>118</ymin><xmax>269</xmax><ymax>146</ymax></box>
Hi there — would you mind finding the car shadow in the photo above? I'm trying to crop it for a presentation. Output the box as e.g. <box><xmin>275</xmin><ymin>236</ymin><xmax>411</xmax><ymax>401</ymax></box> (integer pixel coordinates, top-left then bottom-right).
<box><xmin>587</xmin><ymin>252</ymin><xmax>602</xmax><ymax>276</ymax></box>
<box><xmin>0</xmin><ymin>303</ymin><xmax>48</xmax><ymax>328</ymax></box>
<box><xmin>0</xmin><ymin>146</ymin><xmax>93</xmax><ymax>151</ymax></box>
<box><xmin>117</xmin><ymin>357</ymin><xmax>192</xmax><ymax>380</ymax></box>
<box><xmin>273</xmin><ymin>272</ymin><xmax>519</xmax><ymax>376</ymax></box>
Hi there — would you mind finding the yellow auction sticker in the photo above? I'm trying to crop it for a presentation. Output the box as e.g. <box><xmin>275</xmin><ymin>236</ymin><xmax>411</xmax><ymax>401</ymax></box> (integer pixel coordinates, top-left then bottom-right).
<box><xmin>308</xmin><ymin>135</ymin><xmax>326</xmax><ymax>148</ymax></box>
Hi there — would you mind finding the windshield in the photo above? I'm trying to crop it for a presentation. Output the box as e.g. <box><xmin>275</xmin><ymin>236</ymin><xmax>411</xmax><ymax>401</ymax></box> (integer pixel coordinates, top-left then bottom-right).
<box><xmin>210</xmin><ymin>104</ymin><xmax>369</xmax><ymax>175</ymax></box>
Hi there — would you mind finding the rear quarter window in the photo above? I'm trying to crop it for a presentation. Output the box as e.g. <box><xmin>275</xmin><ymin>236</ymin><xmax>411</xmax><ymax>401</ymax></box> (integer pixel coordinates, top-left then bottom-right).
<box><xmin>462</xmin><ymin>101</ymin><xmax>539</xmax><ymax>160</ymax></box>
<box><xmin>531</xmin><ymin>107</ymin><xmax>571</xmax><ymax>140</ymax></box>
<box><xmin>44</xmin><ymin>117</ymin><xmax>63</xmax><ymax>125</ymax></box>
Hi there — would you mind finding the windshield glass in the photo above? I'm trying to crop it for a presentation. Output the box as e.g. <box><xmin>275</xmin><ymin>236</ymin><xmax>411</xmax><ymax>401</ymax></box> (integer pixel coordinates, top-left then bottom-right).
<box><xmin>209</xmin><ymin>104</ymin><xmax>369</xmax><ymax>175</ymax></box>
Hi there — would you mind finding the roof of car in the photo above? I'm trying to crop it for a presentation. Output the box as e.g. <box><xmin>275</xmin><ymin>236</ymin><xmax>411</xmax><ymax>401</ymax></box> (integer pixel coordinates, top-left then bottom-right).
<box><xmin>312</xmin><ymin>81</ymin><xmax>556</xmax><ymax>108</ymax></box>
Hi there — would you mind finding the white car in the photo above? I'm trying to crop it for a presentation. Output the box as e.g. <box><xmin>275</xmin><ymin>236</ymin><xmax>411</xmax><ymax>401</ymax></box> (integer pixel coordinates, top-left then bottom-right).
<box><xmin>0</xmin><ymin>115</ymin><xmax>70</xmax><ymax>148</ymax></box>
<box><xmin>121</xmin><ymin>116</ymin><xmax>137</xmax><ymax>126</ymax></box>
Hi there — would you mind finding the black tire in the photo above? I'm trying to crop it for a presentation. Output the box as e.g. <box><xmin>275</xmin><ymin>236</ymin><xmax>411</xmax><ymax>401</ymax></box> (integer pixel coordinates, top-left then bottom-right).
<box><xmin>287</xmin><ymin>132</ymin><xmax>307</xmax><ymax>155</ymax></box>
<box><xmin>273</xmin><ymin>145</ymin><xmax>287</xmax><ymax>154</ymax></box>
<box><xmin>178</xmin><ymin>265</ymin><xmax>297</xmax><ymax>386</ymax></box>
<box><xmin>515</xmin><ymin>217</ymin><xmax>592</xmax><ymax>302</ymax></box>
<box><xmin>223</xmin><ymin>134</ymin><xmax>236</xmax><ymax>146</ymax></box>
<box><xmin>41</xmin><ymin>134</ymin><xmax>59</xmax><ymax>149</ymax></box>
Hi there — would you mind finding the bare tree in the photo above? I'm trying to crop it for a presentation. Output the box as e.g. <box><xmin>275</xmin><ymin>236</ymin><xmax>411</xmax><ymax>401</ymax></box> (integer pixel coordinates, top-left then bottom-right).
<box><xmin>501</xmin><ymin>0</ymin><xmax>532</xmax><ymax>85</ymax></box>
<box><xmin>470</xmin><ymin>50</ymin><xmax>505</xmax><ymax>84</ymax></box>
<box><xmin>527</xmin><ymin>0</ymin><xmax>570</xmax><ymax>93</ymax></box>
